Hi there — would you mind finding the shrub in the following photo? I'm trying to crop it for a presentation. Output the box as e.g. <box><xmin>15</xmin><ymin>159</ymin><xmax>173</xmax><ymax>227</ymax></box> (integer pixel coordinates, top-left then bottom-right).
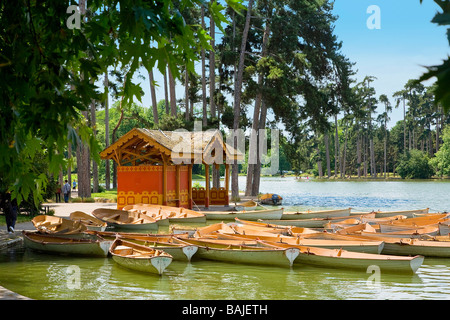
<box><xmin>396</xmin><ymin>149</ymin><xmax>434</xmax><ymax>179</ymax></box>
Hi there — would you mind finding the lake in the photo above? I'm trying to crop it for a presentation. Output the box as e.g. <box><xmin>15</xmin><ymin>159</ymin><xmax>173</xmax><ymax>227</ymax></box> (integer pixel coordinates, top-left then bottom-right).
<box><xmin>1</xmin><ymin>177</ymin><xmax>449</xmax><ymax>300</ymax></box>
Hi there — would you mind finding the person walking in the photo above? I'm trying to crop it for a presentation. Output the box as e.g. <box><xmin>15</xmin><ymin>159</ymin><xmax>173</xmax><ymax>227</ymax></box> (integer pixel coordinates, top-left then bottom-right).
<box><xmin>55</xmin><ymin>185</ymin><xmax>61</xmax><ymax>203</ymax></box>
<box><xmin>63</xmin><ymin>180</ymin><xmax>71</xmax><ymax>203</ymax></box>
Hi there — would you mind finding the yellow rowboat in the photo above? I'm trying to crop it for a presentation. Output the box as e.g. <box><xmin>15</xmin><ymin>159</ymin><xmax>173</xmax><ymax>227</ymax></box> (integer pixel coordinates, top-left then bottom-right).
<box><xmin>324</xmin><ymin>218</ymin><xmax>363</xmax><ymax>230</ymax></box>
<box><xmin>202</xmin><ymin>208</ymin><xmax>283</xmax><ymax>221</ymax></box>
<box><xmin>32</xmin><ymin>215</ymin><xmax>87</xmax><ymax>234</ymax></box>
<box><xmin>281</xmin><ymin>208</ymin><xmax>351</xmax><ymax>220</ymax></box>
<box><xmin>373</xmin><ymin>208</ymin><xmax>430</xmax><ymax>218</ymax></box>
<box><xmin>360</xmin><ymin>215</ymin><xmax>408</xmax><ymax>225</ymax></box>
<box><xmin>212</xmin><ymin>232</ymin><xmax>384</xmax><ymax>254</ymax></box>
<box><xmin>69</xmin><ymin>211</ymin><xmax>107</xmax><ymax>231</ymax></box>
<box><xmin>258</xmin><ymin>240</ymin><xmax>423</xmax><ymax>274</ymax></box>
<box><xmin>92</xmin><ymin>208</ymin><xmax>163</xmax><ymax>231</ymax></box>
<box><xmin>22</xmin><ymin>231</ymin><xmax>112</xmax><ymax>257</ymax></box>
<box><xmin>175</xmin><ymin>237</ymin><xmax>299</xmax><ymax>267</ymax></box>
<box><xmin>236</xmin><ymin>200</ymin><xmax>259</xmax><ymax>208</ymax></box>
<box><xmin>111</xmin><ymin>234</ymin><xmax>198</xmax><ymax>262</ymax></box>
<box><xmin>122</xmin><ymin>204</ymin><xmax>206</xmax><ymax>223</ymax></box>
<box><xmin>338</xmin><ymin>233</ymin><xmax>450</xmax><ymax>258</ymax></box>
<box><xmin>377</xmin><ymin>213</ymin><xmax>449</xmax><ymax>233</ymax></box>
<box><xmin>109</xmin><ymin>239</ymin><xmax>173</xmax><ymax>275</ymax></box>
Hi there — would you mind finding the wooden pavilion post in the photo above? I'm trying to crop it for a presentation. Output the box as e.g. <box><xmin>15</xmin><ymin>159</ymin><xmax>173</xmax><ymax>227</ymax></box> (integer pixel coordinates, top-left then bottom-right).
<box><xmin>188</xmin><ymin>164</ymin><xmax>193</xmax><ymax>209</ymax></box>
<box><xmin>162</xmin><ymin>154</ymin><xmax>168</xmax><ymax>205</ymax></box>
<box><xmin>175</xmin><ymin>165</ymin><xmax>180</xmax><ymax>207</ymax></box>
<box><xmin>225</xmin><ymin>164</ymin><xmax>230</xmax><ymax>206</ymax></box>
<box><xmin>205</xmin><ymin>163</ymin><xmax>210</xmax><ymax>208</ymax></box>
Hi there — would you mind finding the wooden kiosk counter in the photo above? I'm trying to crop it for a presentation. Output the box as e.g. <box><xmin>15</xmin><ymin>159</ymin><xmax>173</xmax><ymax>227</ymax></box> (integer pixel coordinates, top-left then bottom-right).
<box><xmin>100</xmin><ymin>128</ymin><xmax>243</xmax><ymax>210</ymax></box>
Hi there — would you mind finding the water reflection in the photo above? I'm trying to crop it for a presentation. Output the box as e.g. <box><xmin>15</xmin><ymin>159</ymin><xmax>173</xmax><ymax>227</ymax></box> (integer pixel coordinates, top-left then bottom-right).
<box><xmin>1</xmin><ymin>178</ymin><xmax>450</xmax><ymax>299</ymax></box>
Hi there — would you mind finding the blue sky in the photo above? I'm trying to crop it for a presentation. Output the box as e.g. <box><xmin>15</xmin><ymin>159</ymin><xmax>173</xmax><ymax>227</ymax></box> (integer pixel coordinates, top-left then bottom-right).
<box><xmin>131</xmin><ymin>0</ymin><xmax>449</xmax><ymax>128</ymax></box>
<box><xmin>332</xmin><ymin>0</ymin><xmax>449</xmax><ymax>125</ymax></box>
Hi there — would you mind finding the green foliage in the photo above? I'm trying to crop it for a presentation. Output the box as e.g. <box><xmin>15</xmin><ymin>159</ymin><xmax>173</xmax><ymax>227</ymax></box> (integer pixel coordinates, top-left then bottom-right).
<box><xmin>419</xmin><ymin>0</ymin><xmax>450</xmax><ymax>112</ymax></box>
<box><xmin>430</xmin><ymin>126</ymin><xmax>450</xmax><ymax>176</ymax></box>
<box><xmin>396</xmin><ymin>149</ymin><xmax>434</xmax><ymax>179</ymax></box>
<box><xmin>0</xmin><ymin>0</ymin><xmax>239</xmax><ymax>209</ymax></box>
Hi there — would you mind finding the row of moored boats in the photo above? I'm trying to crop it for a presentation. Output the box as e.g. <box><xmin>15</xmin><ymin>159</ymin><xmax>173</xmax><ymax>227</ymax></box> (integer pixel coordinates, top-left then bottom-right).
<box><xmin>21</xmin><ymin>204</ymin><xmax>450</xmax><ymax>276</ymax></box>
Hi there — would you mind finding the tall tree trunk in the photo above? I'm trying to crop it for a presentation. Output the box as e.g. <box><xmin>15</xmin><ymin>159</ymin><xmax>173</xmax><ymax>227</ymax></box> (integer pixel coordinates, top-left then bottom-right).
<box><xmin>185</xmin><ymin>67</ymin><xmax>190</xmax><ymax>121</ymax></box>
<box><xmin>168</xmin><ymin>67</ymin><xmax>177</xmax><ymax>116</ymax></box>
<box><xmin>403</xmin><ymin>98</ymin><xmax>406</xmax><ymax>154</ymax></box>
<box><xmin>149</xmin><ymin>69</ymin><xmax>159</xmax><ymax>125</ymax></box>
<box><xmin>357</xmin><ymin>127</ymin><xmax>361</xmax><ymax>178</ymax></box>
<box><xmin>90</xmin><ymin>100</ymin><xmax>98</xmax><ymax>193</ymax></box>
<box><xmin>246</xmin><ymin>21</ymin><xmax>270</xmax><ymax>196</ymax></box>
<box><xmin>324</xmin><ymin>132</ymin><xmax>331</xmax><ymax>178</ymax></box>
<box><xmin>77</xmin><ymin>0</ymin><xmax>91</xmax><ymax>199</ymax></box>
<box><xmin>436</xmin><ymin>112</ymin><xmax>440</xmax><ymax>153</ymax></box>
<box><xmin>209</xmin><ymin>3</ymin><xmax>216</xmax><ymax>120</ymax></box>
<box><xmin>252</xmin><ymin>100</ymin><xmax>267</xmax><ymax>196</ymax></box>
<box><xmin>68</xmin><ymin>143</ymin><xmax>72</xmax><ymax>191</ymax></box>
<box><xmin>232</xmin><ymin>0</ymin><xmax>253</xmax><ymax>199</ymax></box>
<box><xmin>201</xmin><ymin>7</ymin><xmax>208</xmax><ymax>127</ymax></box>
<box><xmin>316</xmin><ymin>132</ymin><xmax>323</xmax><ymax>178</ymax></box>
<box><xmin>334</xmin><ymin>114</ymin><xmax>339</xmax><ymax>178</ymax></box>
<box><xmin>163</xmin><ymin>67</ymin><xmax>169</xmax><ymax>115</ymax></box>
<box><xmin>104</xmin><ymin>72</ymin><xmax>110</xmax><ymax>190</ymax></box>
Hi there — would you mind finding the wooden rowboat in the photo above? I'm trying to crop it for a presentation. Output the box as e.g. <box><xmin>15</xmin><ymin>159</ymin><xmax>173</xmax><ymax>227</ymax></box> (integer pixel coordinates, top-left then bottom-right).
<box><xmin>212</xmin><ymin>232</ymin><xmax>384</xmax><ymax>254</ymax></box>
<box><xmin>22</xmin><ymin>231</ymin><xmax>112</xmax><ymax>257</ymax></box>
<box><xmin>69</xmin><ymin>211</ymin><xmax>107</xmax><ymax>231</ymax></box>
<box><xmin>32</xmin><ymin>215</ymin><xmax>87</xmax><ymax>234</ymax></box>
<box><xmin>377</xmin><ymin>213</ymin><xmax>449</xmax><ymax>233</ymax></box>
<box><xmin>176</xmin><ymin>237</ymin><xmax>299</xmax><ymax>267</ymax></box>
<box><xmin>281</xmin><ymin>208</ymin><xmax>351</xmax><ymax>220</ymax></box>
<box><xmin>360</xmin><ymin>215</ymin><xmax>407</xmax><ymax>225</ymax></box>
<box><xmin>258</xmin><ymin>240</ymin><xmax>423</xmax><ymax>274</ymax></box>
<box><xmin>92</xmin><ymin>208</ymin><xmax>161</xmax><ymax>230</ymax></box>
<box><xmin>109</xmin><ymin>239</ymin><xmax>173</xmax><ymax>275</ymax></box>
<box><xmin>122</xmin><ymin>204</ymin><xmax>206</xmax><ymax>223</ymax></box>
<box><xmin>236</xmin><ymin>200</ymin><xmax>258</xmax><ymax>209</ymax></box>
<box><xmin>202</xmin><ymin>208</ymin><xmax>283</xmax><ymax>221</ymax></box>
<box><xmin>338</xmin><ymin>233</ymin><xmax>450</xmax><ymax>258</ymax></box>
<box><xmin>113</xmin><ymin>234</ymin><xmax>198</xmax><ymax>262</ymax></box>
<box><xmin>374</xmin><ymin>208</ymin><xmax>430</xmax><ymax>218</ymax></box>
<box><xmin>439</xmin><ymin>221</ymin><xmax>450</xmax><ymax>236</ymax></box>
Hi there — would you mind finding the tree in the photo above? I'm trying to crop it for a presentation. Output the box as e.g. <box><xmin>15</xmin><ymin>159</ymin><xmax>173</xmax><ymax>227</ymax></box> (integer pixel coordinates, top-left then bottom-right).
<box><xmin>430</xmin><ymin>126</ymin><xmax>450</xmax><ymax>176</ymax></box>
<box><xmin>379</xmin><ymin>94</ymin><xmax>392</xmax><ymax>178</ymax></box>
<box><xmin>0</xmin><ymin>0</ymin><xmax>241</xmax><ymax>211</ymax></box>
<box><xmin>232</xmin><ymin>0</ymin><xmax>253</xmax><ymax>199</ymax></box>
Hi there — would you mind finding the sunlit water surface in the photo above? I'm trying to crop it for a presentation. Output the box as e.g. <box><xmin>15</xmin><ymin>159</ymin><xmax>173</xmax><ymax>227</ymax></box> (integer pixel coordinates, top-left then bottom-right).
<box><xmin>1</xmin><ymin>177</ymin><xmax>449</xmax><ymax>300</ymax></box>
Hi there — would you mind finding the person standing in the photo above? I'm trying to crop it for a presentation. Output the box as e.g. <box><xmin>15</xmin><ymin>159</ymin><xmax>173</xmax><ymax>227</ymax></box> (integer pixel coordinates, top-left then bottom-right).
<box><xmin>63</xmin><ymin>180</ymin><xmax>71</xmax><ymax>203</ymax></box>
<box><xmin>1</xmin><ymin>193</ymin><xmax>17</xmax><ymax>234</ymax></box>
<box><xmin>55</xmin><ymin>185</ymin><xmax>61</xmax><ymax>203</ymax></box>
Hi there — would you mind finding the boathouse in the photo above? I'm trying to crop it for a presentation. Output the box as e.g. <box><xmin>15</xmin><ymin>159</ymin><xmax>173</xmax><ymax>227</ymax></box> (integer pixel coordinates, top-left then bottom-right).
<box><xmin>100</xmin><ymin>128</ymin><xmax>243</xmax><ymax>209</ymax></box>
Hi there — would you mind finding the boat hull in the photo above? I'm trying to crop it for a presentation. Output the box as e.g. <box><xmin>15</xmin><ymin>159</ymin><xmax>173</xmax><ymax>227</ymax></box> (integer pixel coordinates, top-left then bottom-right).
<box><xmin>193</xmin><ymin>247</ymin><xmax>299</xmax><ymax>267</ymax></box>
<box><xmin>112</xmin><ymin>255</ymin><xmax>173</xmax><ymax>275</ymax></box>
<box><xmin>203</xmin><ymin>209</ymin><xmax>283</xmax><ymax>221</ymax></box>
<box><xmin>22</xmin><ymin>232</ymin><xmax>112</xmax><ymax>257</ymax></box>
<box><xmin>261</xmin><ymin>241</ymin><xmax>423</xmax><ymax>274</ymax></box>
<box><xmin>281</xmin><ymin>208</ymin><xmax>351</xmax><ymax>220</ymax></box>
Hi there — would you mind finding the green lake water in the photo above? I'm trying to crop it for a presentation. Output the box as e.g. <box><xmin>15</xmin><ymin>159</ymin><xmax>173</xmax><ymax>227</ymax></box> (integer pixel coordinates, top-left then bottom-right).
<box><xmin>1</xmin><ymin>177</ymin><xmax>450</xmax><ymax>300</ymax></box>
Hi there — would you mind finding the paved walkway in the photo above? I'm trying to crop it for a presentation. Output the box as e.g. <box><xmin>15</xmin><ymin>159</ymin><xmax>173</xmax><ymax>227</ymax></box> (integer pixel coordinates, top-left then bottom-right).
<box><xmin>0</xmin><ymin>201</ymin><xmax>117</xmax><ymax>300</ymax></box>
